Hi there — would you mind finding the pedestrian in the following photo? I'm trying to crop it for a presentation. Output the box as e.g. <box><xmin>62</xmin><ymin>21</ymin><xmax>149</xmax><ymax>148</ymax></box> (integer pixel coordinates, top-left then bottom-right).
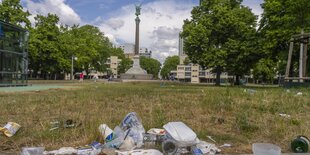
<box><xmin>79</xmin><ymin>72</ymin><xmax>84</xmax><ymax>82</ymax></box>
<box><xmin>93</xmin><ymin>72</ymin><xmax>99</xmax><ymax>82</ymax></box>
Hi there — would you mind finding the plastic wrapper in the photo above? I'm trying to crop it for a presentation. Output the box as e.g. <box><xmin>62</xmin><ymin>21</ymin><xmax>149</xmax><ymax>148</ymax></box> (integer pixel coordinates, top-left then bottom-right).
<box><xmin>21</xmin><ymin>147</ymin><xmax>45</xmax><ymax>155</ymax></box>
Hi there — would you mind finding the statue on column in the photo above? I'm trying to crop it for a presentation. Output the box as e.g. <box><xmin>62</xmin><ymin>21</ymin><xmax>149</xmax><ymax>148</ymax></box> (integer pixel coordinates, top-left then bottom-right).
<box><xmin>135</xmin><ymin>4</ymin><xmax>141</xmax><ymax>17</ymax></box>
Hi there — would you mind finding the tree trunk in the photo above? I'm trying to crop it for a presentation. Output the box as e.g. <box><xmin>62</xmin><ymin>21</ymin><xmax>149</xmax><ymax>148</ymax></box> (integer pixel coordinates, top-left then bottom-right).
<box><xmin>235</xmin><ymin>75</ymin><xmax>240</xmax><ymax>85</ymax></box>
<box><xmin>215</xmin><ymin>66</ymin><xmax>221</xmax><ymax>86</ymax></box>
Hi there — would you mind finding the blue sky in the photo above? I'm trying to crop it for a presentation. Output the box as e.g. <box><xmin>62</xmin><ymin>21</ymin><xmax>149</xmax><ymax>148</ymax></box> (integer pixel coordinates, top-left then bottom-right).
<box><xmin>19</xmin><ymin>0</ymin><xmax>263</xmax><ymax>62</ymax></box>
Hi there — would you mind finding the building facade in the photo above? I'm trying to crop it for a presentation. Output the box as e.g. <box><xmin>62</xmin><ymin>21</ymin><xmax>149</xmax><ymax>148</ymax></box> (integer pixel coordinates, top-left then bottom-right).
<box><xmin>106</xmin><ymin>56</ymin><xmax>122</xmax><ymax>78</ymax></box>
<box><xmin>0</xmin><ymin>20</ymin><xmax>28</xmax><ymax>86</ymax></box>
<box><xmin>118</xmin><ymin>43</ymin><xmax>152</xmax><ymax>59</ymax></box>
<box><xmin>171</xmin><ymin>33</ymin><xmax>230</xmax><ymax>84</ymax></box>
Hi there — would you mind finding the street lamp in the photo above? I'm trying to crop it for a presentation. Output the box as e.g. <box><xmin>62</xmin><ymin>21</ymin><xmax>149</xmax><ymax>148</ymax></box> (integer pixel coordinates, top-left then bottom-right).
<box><xmin>71</xmin><ymin>55</ymin><xmax>78</xmax><ymax>80</ymax></box>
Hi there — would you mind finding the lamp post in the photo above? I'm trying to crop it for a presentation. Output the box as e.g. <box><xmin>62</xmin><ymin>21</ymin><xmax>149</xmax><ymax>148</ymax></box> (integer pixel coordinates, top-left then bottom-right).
<box><xmin>71</xmin><ymin>56</ymin><xmax>77</xmax><ymax>80</ymax></box>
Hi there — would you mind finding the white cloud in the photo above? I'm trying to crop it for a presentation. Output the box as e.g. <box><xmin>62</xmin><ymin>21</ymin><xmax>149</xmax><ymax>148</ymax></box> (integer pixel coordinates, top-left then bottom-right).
<box><xmin>24</xmin><ymin>0</ymin><xmax>81</xmax><ymax>25</ymax></box>
<box><xmin>97</xmin><ymin>0</ymin><xmax>195</xmax><ymax>63</ymax></box>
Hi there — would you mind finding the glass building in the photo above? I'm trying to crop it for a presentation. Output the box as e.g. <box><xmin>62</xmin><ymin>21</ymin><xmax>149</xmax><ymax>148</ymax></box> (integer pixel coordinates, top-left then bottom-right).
<box><xmin>0</xmin><ymin>20</ymin><xmax>29</xmax><ymax>86</ymax></box>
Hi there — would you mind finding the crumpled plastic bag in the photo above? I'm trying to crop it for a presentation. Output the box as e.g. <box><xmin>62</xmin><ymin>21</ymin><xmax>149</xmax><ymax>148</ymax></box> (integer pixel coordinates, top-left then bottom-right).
<box><xmin>120</xmin><ymin>112</ymin><xmax>145</xmax><ymax>148</ymax></box>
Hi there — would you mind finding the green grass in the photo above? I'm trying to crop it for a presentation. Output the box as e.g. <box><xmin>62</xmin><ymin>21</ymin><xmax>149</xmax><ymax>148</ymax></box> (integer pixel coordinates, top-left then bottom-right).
<box><xmin>0</xmin><ymin>82</ymin><xmax>309</xmax><ymax>154</ymax></box>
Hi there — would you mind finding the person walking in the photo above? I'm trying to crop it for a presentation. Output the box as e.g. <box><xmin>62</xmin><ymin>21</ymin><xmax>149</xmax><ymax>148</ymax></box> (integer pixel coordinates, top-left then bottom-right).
<box><xmin>93</xmin><ymin>72</ymin><xmax>99</xmax><ymax>82</ymax></box>
<box><xmin>79</xmin><ymin>72</ymin><xmax>84</xmax><ymax>82</ymax></box>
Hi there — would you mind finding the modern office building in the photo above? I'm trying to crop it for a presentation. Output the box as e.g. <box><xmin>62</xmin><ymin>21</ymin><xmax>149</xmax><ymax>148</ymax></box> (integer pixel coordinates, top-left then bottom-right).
<box><xmin>0</xmin><ymin>20</ymin><xmax>29</xmax><ymax>86</ymax></box>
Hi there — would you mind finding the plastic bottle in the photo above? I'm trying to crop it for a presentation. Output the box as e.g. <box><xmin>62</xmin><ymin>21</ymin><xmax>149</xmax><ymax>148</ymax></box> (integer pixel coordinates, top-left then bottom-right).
<box><xmin>291</xmin><ymin>136</ymin><xmax>309</xmax><ymax>153</ymax></box>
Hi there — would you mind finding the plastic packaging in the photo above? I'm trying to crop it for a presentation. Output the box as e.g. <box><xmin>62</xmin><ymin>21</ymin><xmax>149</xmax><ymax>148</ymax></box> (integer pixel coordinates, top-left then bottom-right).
<box><xmin>0</xmin><ymin>122</ymin><xmax>21</xmax><ymax>137</ymax></box>
<box><xmin>163</xmin><ymin>122</ymin><xmax>198</xmax><ymax>147</ymax></box>
<box><xmin>120</xmin><ymin>112</ymin><xmax>145</xmax><ymax>148</ymax></box>
<box><xmin>99</xmin><ymin>124</ymin><xmax>114</xmax><ymax>142</ymax></box>
<box><xmin>44</xmin><ymin>147</ymin><xmax>78</xmax><ymax>155</ymax></box>
<box><xmin>119</xmin><ymin>136</ymin><xmax>135</xmax><ymax>151</ymax></box>
<box><xmin>104</xmin><ymin>127</ymin><xmax>126</xmax><ymax>149</ymax></box>
<box><xmin>143</xmin><ymin>133</ymin><xmax>157</xmax><ymax>148</ymax></box>
<box><xmin>195</xmin><ymin>141</ymin><xmax>221</xmax><ymax>155</ymax></box>
<box><xmin>147</xmin><ymin>128</ymin><xmax>165</xmax><ymax>135</ymax></box>
<box><xmin>120</xmin><ymin>112</ymin><xmax>144</xmax><ymax>132</ymax></box>
<box><xmin>117</xmin><ymin>149</ymin><xmax>163</xmax><ymax>155</ymax></box>
<box><xmin>21</xmin><ymin>147</ymin><xmax>45</xmax><ymax>155</ymax></box>
<box><xmin>252</xmin><ymin>143</ymin><xmax>281</xmax><ymax>155</ymax></box>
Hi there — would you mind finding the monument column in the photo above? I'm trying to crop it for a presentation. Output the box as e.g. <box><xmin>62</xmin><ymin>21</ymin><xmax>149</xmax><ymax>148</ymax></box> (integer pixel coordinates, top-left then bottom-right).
<box><xmin>135</xmin><ymin>17</ymin><xmax>140</xmax><ymax>56</ymax></box>
<box><xmin>120</xmin><ymin>4</ymin><xmax>152</xmax><ymax>80</ymax></box>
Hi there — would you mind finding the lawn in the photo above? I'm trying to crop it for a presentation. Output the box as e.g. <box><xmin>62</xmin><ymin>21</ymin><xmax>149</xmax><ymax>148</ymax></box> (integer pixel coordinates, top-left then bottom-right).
<box><xmin>0</xmin><ymin>82</ymin><xmax>309</xmax><ymax>154</ymax></box>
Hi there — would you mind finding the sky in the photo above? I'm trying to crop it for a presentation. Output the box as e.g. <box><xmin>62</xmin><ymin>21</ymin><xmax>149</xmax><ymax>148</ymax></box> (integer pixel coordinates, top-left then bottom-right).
<box><xmin>16</xmin><ymin>0</ymin><xmax>263</xmax><ymax>63</ymax></box>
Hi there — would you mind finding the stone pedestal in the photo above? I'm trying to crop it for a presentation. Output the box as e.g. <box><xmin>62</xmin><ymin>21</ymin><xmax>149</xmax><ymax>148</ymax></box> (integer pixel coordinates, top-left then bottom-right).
<box><xmin>121</xmin><ymin>55</ymin><xmax>153</xmax><ymax>80</ymax></box>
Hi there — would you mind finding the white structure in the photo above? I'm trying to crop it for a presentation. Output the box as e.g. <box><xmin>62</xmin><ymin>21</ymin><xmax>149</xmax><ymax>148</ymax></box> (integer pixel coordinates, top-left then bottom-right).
<box><xmin>170</xmin><ymin>33</ymin><xmax>230</xmax><ymax>83</ymax></box>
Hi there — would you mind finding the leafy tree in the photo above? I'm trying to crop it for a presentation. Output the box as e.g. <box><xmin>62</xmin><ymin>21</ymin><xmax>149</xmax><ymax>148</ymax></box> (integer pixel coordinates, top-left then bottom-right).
<box><xmin>58</xmin><ymin>24</ymin><xmax>112</xmax><ymax>77</ymax></box>
<box><xmin>253</xmin><ymin>58</ymin><xmax>276</xmax><ymax>83</ymax></box>
<box><xmin>182</xmin><ymin>0</ymin><xmax>257</xmax><ymax>85</ymax></box>
<box><xmin>160</xmin><ymin>56</ymin><xmax>179</xmax><ymax>79</ymax></box>
<box><xmin>259</xmin><ymin>0</ymin><xmax>310</xmax><ymax>76</ymax></box>
<box><xmin>0</xmin><ymin>0</ymin><xmax>31</xmax><ymax>27</ymax></box>
<box><xmin>140</xmin><ymin>56</ymin><xmax>161</xmax><ymax>78</ymax></box>
<box><xmin>28</xmin><ymin>14</ymin><xmax>64</xmax><ymax>79</ymax></box>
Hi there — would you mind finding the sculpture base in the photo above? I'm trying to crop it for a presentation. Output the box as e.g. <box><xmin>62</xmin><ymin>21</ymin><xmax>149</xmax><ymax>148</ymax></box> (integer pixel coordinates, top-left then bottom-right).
<box><xmin>120</xmin><ymin>73</ymin><xmax>153</xmax><ymax>80</ymax></box>
<box><xmin>121</xmin><ymin>55</ymin><xmax>153</xmax><ymax>80</ymax></box>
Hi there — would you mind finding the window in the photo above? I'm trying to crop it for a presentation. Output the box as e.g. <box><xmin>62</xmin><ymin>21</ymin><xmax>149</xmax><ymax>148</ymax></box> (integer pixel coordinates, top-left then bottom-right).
<box><xmin>0</xmin><ymin>21</ymin><xmax>28</xmax><ymax>86</ymax></box>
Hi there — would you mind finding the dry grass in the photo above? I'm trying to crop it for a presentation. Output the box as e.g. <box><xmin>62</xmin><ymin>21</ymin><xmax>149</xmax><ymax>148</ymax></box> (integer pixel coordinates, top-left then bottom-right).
<box><xmin>0</xmin><ymin>82</ymin><xmax>309</xmax><ymax>154</ymax></box>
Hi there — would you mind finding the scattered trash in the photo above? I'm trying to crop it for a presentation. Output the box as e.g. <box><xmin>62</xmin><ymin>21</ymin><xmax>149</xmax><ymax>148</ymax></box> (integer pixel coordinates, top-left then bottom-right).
<box><xmin>252</xmin><ymin>143</ymin><xmax>281</xmax><ymax>155</ymax></box>
<box><xmin>207</xmin><ymin>136</ymin><xmax>217</xmax><ymax>143</ymax></box>
<box><xmin>117</xmin><ymin>149</ymin><xmax>163</xmax><ymax>155</ymax></box>
<box><xmin>21</xmin><ymin>147</ymin><xmax>45</xmax><ymax>155</ymax></box>
<box><xmin>244</xmin><ymin>89</ymin><xmax>256</xmax><ymax>95</ymax></box>
<box><xmin>296</xmin><ymin>92</ymin><xmax>303</xmax><ymax>96</ymax></box>
<box><xmin>220</xmin><ymin>143</ymin><xmax>232</xmax><ymax>148</ymax></box>
<box><xmin>101</xmin><ymin>148</ymin><xmax>117</xmax><ymax>155</ymax></box>
<box><xmin>27</xmin><ymin>112</ymin><xmax>222</xmax><ymax>155</ymax></box>
<box><xmin>143</xmin><ymin>133</ymin><xmax>158</xmax><ymax>149</ymax></box>
<box><xmin>0</xmin><ymin>122</ymin><xmax>21</xmax><ymax>137</ymax></box>
<box><xmin>162</xmin><ymin>122</ymin><xmax>200</xmax><ymax>154</ymax></box>
<box><xmin>279</xmin><ymin>113</ymin><xmax>291</xmax><ymax>118</ymax></box>
<box><xmin>49</xmin><ymin>121</ymin><xmax>60</xmax><ymax>131</ymax></box>
<box><xmin>44</xmin><ymin>147</ymin><xmax>77</xmax><ymax>155</ymax></box>
<box><xmin>49</xmin><ymin>119</ymin><xmax>81</xmax><ymax>131</ymax></box>
<box><xmin>99</xmin><ymin>124</ymin><xmax>114</xmax><ymax>142</ymax></box>
<box><xmin>120</xmin><ymin>112</ymin><xmax>145</xmax><ymax>148</ymax></box>
<box><xmin>286</xmin><ymin>89</ymin><xmax>291</xmax><ymax>93</ymax></box>
<box><xmin>147</xmin><ymin>128</ymin><xmax>165</xmax><ymax>135</ymax></box>
<box><xmin>291</xmin><ymin>136</ymin><xmax>309</xmax><ymax>153</ymax></box>
<box><xmin>195</xmin><ymin>141</ymin><xmax>221</xmax><ymax>155</ymax></box>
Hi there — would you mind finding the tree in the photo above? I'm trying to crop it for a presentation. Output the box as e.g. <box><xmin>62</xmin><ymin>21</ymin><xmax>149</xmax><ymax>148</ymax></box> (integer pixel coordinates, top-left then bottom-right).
<box><xmin>259</xmin><ymin>0</ymin><xmax>310</xmax><ymax>76</ymax></box>
<box><xmin>253</xmin><ymin>58</ymin><xmax>276</xmax><ymax>84</ymax></box>
<box><xmin>140</xmin><ymin>56</ymin><xmax>161</xmax><ymax>78</ymax></box>
<box><xmin>58</xmin><ymin>24</ymin><xmax>112</xmax><ymax>76</ymax></box>
<box><xmin>160</xmin><ymin>56</ymin><xmax>179</xmax><ymax>79</ymax></box>
<box><xmin>28</xmin><ymin>14</ymin><xmax>64</xmax><ymax>79</ymax></box>
<box><xmin>182</xmin><ymin>0</ymin><xmax>257</xmax><ymax>85</ymax></box>
<box><xmin>0</xmin><ymin>0</ymin><xmax>31</xmax><ymax>27</ymax></box>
